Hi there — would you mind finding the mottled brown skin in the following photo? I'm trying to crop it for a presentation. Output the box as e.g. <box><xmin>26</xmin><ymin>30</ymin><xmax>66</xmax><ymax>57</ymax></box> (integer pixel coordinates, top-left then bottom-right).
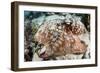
<box><xmin>34</xmin><ymin>21</ymin><xmax>87</xmax><ymax>59</ymax></box>
<box><xmin>50</xmin><ymin>33</ymin><xmax>87</xmax><ymax>57</ymax></box>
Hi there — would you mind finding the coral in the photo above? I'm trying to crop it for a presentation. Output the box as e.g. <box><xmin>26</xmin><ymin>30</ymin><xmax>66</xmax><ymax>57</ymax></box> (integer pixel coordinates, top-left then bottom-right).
<box><xmin>24</xmin><ymin>12</ymin><xmax>90</xmax><ymax>61</ymax></box>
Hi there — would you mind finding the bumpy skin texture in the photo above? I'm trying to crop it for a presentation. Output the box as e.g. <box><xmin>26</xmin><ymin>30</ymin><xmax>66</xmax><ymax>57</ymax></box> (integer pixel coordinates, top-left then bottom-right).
<box><xmin>34</xmin><ymin>14</ymin><xmax>89</xmax><ymax>59</ymax></box>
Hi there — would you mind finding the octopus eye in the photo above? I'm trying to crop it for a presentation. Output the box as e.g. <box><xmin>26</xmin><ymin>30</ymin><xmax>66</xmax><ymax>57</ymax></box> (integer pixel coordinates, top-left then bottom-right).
<box><xmin>80</xmin><ymin>40</ymin><xmax>85</xmax><ymax>44</ymax></box>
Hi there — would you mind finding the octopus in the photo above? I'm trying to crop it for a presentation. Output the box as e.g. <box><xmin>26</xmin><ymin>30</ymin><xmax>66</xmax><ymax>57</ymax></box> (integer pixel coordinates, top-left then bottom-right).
<box><xmin>34</xmin><ymin>14</ymin><xmax>90</xmax><ymax>60</ymax></box>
